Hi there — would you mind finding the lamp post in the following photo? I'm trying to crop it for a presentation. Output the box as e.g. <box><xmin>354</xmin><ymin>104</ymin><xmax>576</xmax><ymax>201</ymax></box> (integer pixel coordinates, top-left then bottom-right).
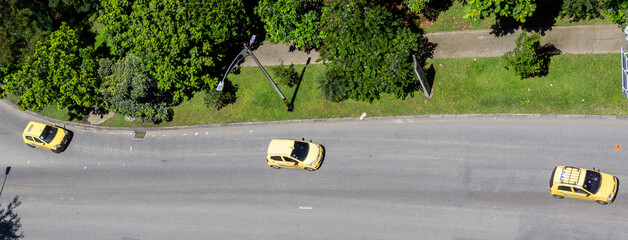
<box><xmin>217</xmin><ymin>35</ymin><xmax>293</xmax><ymax>111</ymax></box>
<box><xmin>0</xmin><ymin>166</ymin><xmax>11</xmax><ymax>197</ymax></box>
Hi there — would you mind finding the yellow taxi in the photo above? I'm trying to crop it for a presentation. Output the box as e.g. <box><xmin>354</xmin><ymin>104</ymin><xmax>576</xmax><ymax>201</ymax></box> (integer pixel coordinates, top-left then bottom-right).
<box><xmin>266</xmin><ymin>138</ymin><xmax>325</xmax><ymax>171</ymax></box>
<box><xmin>549</xmin><ymin>166</ymin><xmax>619</xmax><ymax>205</ymax></box>
<box><xmin>22</xmin><ymin>121</ymin><xmax>72</xmax><ymax>153</ymax></box>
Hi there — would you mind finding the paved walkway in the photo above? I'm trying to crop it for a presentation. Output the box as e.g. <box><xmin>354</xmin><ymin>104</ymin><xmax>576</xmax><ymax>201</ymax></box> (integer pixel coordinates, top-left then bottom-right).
<box><xmin>242</xmin><ymin>24</ymin><xmax>627</xmax><ymax>66</ymax></box>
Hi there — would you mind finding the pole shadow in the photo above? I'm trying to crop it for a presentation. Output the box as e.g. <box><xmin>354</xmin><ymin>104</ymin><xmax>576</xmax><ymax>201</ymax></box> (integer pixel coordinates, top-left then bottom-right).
<box><xmin>288</xmin><ymin>57</ymin><xmax>312</xmax><ymax>112</ymax></box>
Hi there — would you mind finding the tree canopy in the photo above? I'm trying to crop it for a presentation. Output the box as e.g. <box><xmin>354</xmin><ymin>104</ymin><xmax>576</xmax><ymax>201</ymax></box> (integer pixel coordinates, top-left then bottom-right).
<box><xmin>464</xmin><ymin>0</ymin><xmax>537</xmax><ymax>23</ymax></box>
<box><xmin>319</xmin><ymin>0</ymin><xmax>427</xmax><ymax>102</ymax></box>
<box><xmin>4</xmin><ymin>22</ymin><xmax>99</xmax><ymax>116</ymax></box>
<box><xmin>98</xmin><ymin>0</ymin><xmax>249</xmax><ymax>102</ymax></box>
<box><xmin>255</xmin><ymin>0</ymin><xmax>323</xmax><ymax>51</ymax></box>
<box><xmin>0</xmin><ymin>0</ymin><xmax>48</xmax><ymax>74</ymax></box>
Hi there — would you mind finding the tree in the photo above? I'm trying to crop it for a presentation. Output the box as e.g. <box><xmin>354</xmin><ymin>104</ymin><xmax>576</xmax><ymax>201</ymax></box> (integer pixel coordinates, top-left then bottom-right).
<box><xmin>463</xmin><ymin>0</ymin><xmax>537</xmax><ymax>23</ymax></box>
<box><xmin>0</xmin><ymin>0</ymin><xmax>48</xmax><ymax>75</ymax></box>
<box><xmin>560</xmin><ymin>0</ymin><xmax>602</xmax><ymax>22</ymax></box>
<box><xmin>503</xmin><ymin>31</ymin><xmax>548</xmax><ymax>78</ymax></box>
<box><xmin>98</xmin><ymin>0</ymin><xmax>250</xmax><ymax>103</ymax></box>
<box><xmin>0</xmin><ymin>196</ymin><xmax>23</xmax><ymax>240</ymax></box>
<box><xmin>98</xmin><ymin>55</ymin><xmax>171</xmax><ymax>123</ymax></box>
<box><xmin>600</xmin><ymin>0</ymin><xmax>628</xmax><ymax>28</ymax></box>
<box><xmin>255</xmin><ymin>0</ymin><xmax>323</xmax><ymax>51</ymax></box>
<box><xmin>3</xmin><ymin>22</ymin><xmax>99</xmax><ymax>117</ymax></box>
<box><xmin>319</xmin><ymin>0</ymin><xmax>427</xmax><ymax>102</ymax></box>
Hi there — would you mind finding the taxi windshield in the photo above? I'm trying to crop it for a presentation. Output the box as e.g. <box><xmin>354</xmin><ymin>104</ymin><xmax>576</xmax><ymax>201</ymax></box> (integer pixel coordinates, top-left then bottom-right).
<box><xmin>39</xmin><ymin>126</ymin><xmax>58</xmax><ymax>143</ymax></box>
<box><xmin>291</xmin><ymin>141</ymin><xmax>310</xmax><ymax>161</ymax></box>
<box><xmin>582</xmin><ymin>171</ymin><xmax>601</xmax><ymax>194</ymax></box>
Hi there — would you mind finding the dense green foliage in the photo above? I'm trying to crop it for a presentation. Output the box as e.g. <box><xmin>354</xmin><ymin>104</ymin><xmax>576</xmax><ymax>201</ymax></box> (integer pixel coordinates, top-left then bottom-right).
<box><xmin>599</xmin><ymin>0</ymin><xmax>628</xmax><ymax>28</ymax></box>
<box><xmin>560</xmin><ymin>0</ymin><xmax>627</xmax><ymax>27</ymax></box>
<box><xmin>464</xmin><ymin>0</ymin><xmax>537</xmax><ymax>23</ymax></box>
<box><xmin>98</xmin><ymin>0</ymin><xmax>249</xmax><ymax>103</ymax></box>
<box><xmin>560</xmin><ymin>0</ymin><xmax>603</xmax><ymax>21</ymax></box>
<box><xmin>0</xmin><ymin>0</ymin><xmax>99</xmax><ymax>72</ymax></box>
<box><xmin>503</xmin><ymin>32</ymin><xmax>545</xmax><ymax>78</ymax></box>
<box><xmin>0</xmin><ymin>0</ymin><xmax>47</xmax><ymax>75</ymax></box>
<box><xmin>255</xmin><ymin>0</ymin><xmax>323</xmax><ymax>51</ymax></box>
<box><xmin>0</xmin><ymin>196</ymin><xmax>23</xmax><ymax>240</ymax></box>
<box><xmin>5</xmin><ymin>23</ymin><xmax>99</xmax><ymax>116</ymax></box>
<box><xmin>98</xmin><ymin>55</ymin><xmax>171</xmax><ymax>123</ymax></box>
<box><xmin>319</xmin><ymin>0</ymin><xmax>426</xmax><ymax>102</ymax></box>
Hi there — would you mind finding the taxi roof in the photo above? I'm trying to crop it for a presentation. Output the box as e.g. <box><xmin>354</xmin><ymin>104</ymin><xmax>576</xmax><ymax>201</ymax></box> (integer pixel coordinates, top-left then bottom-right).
<box><xmin>267</xmin><ymin>139</ymin><xmax>297</xmax><ymax>155</ymax></box>
<box><xmin>23</xmin><ymin>121</ymin><xmax>48</xmax><ymax>136</ymax></box>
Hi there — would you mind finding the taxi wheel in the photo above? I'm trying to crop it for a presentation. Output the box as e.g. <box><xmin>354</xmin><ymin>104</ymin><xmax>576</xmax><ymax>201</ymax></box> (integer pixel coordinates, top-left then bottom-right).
<box><xmin>26</xmin><ymin>144</ymin><xmax>35</xmax><ymax>148</ymax></box>
<box><xmin>552</xmin><ymin>195</ymin><xmax>564</xmax><ymax>199</ymax></box>
<box><xmin>270</xmin><ymin>165</ymin><xmax>281</xmax><ymax>169</ymax></box>
<box><xmin>304</xmin><ymin>167</ymin><xmax>315</xmax><ymax>171</ymax></box>
<box><xmin>596</xmin><ymin>200</ymin><xmax>608</xmax><ymax>205</ymax></box>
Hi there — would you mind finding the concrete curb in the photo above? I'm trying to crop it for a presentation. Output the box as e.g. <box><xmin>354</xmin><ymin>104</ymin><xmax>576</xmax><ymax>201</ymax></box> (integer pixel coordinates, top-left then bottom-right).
<box><xmin>4</xmin><ymin>99</ymin><xmax>627</xmax><ymax>133</ymax></box>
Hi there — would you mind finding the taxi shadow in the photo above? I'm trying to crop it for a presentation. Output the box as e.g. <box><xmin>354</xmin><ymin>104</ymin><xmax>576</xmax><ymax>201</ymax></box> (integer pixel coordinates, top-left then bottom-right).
<box><xmin>317</xmin><ymin>144</ymin><xmax>327</xmax><ymax>170</ymax></box>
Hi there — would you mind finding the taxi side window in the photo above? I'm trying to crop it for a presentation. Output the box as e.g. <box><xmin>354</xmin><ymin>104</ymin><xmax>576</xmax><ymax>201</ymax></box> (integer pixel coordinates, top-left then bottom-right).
<box><xmin>26</xmin><ymin>136</ymin><xmax>34</xmax><ymax>141</ymax></box>
<box><xmin>270</xmin><ymin>156</ymin><xmax>283</xmax><ymax>161</ymax></box>
<box><xmin>574</xmin><ymin>188</ymin><xmax>588</xmax><ymax>194</ymax></box>
<box><xmin>33</xmin><ymin>137</ymin><xmax>43</xmax><ymax>143</ymax></box>
<box><xmin>557</xmin><ymin>186</ymin><xmax>572</xmax><ymax>192</ymax></box>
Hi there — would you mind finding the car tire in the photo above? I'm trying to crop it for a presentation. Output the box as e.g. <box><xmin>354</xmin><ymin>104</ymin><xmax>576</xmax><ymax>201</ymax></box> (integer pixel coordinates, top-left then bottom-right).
<box><xmin>596</xmin><ymin>200</ymin><xmax>608</xmax><ymax>205</ymax></box>
<box><xmin>26</xmin><ymin>144</ymin><xmax>35</xmax><ymax>148</ymax></box>
<box><xmin>270</xmin><ymin>165</ymin><xmax>281</xmax><ymax>169</ymax></box>
<box><xmin>51</xmin><ymin>149</ymin><xmax>61</xmax><ymax>154</ymax></box>
<box><xmin>552</xmin><ymin>195</ymin><xmax>564</xmax><ymax>199</ymax></box>
<box><xmin>304</xmin><ymin>167</ymin><xmax>315</xmax><ymax>171</ymax></box>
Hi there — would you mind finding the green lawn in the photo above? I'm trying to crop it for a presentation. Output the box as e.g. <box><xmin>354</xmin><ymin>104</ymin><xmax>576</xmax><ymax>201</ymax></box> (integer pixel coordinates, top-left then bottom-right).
<box><xmin>79</xmin><ymin>53</ymin><xmax>627</xmax><ymax>128</ymax></box>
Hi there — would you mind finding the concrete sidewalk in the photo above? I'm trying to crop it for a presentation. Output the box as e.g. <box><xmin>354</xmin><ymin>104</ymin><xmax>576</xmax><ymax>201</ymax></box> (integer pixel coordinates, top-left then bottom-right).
<box><xmin>426</xmin><ymin>24</ymin><xmax>627</xmax><ymax>59</ymax></box>
<box><xmin>242</xmin><ymin>24</ymin><xmax>627</xmax><ymax>66</ymax></box>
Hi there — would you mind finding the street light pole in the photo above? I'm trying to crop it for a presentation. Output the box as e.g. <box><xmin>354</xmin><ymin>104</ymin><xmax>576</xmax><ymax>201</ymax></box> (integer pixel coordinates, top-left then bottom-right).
<box><xmin>0</xmin><ymin>166</ymin><xmax>11</xmax><ymax>198</ymax></box>
<box><xmin>217</xmin><ymin>35</ymin><xmax>293</xmax><ymax>111</ymax></box>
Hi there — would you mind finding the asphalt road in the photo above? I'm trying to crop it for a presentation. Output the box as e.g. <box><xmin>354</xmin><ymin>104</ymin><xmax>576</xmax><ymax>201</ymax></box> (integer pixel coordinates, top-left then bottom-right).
<box><xmin>1</xmin><ymin>101</ymin><xmax>628</xmax><ymax>239</ymax></box>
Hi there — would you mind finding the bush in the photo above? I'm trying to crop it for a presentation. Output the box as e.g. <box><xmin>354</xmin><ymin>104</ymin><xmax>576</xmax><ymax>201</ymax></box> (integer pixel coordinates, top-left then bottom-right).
<box><xmin>503</xmin><ymin>31</ymin><xmax>547</xmax><ymax>78</ymax></box>
<box><xmin>317</xmin><ymin>69</ymin><xmax>349</xmax><ymax>102</ymax></box>
<box><xmin>205</xmin><ymin>80</ymin><xmax>238</xmax><ymax>110</ymax></box>
<box><xmin>270</xmin><ymin>60</ymin><xmax>300</xmax><ymax>88</ymax></box>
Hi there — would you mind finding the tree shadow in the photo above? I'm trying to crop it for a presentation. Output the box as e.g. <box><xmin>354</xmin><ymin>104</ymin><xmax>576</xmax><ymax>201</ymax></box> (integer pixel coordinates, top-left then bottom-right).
<box><xmin>288</xmin><ymin>57</ymin><xmax>311</xmax><ymax>112</ymax></box>
<box><xmin>0</xmin><ymin>195</ymin><xmax>23</xmax><ymax>239</ymax></box>
<box><xmin>421</xmin><ymin>0</ymin><xmax>455</xmax><ymax>21</ymax></box>
<box><xmin>537</xmin><ymin>43</ymin><xmax>562</xmax><ymax>77</ymax></box>
<box><xmin>67</xmin><ymin>105</ymin><xmax>93</xmax><ymax>122</ymax></box>
<box><xmin>414</xmin><ymin>37</ymin><xmax>437</xmax><ymax>69</ymax></box>
<box><xmin>404</xmin><ymin>37</ymin><xmax>437</xmax><ymax>97</ymax></box>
